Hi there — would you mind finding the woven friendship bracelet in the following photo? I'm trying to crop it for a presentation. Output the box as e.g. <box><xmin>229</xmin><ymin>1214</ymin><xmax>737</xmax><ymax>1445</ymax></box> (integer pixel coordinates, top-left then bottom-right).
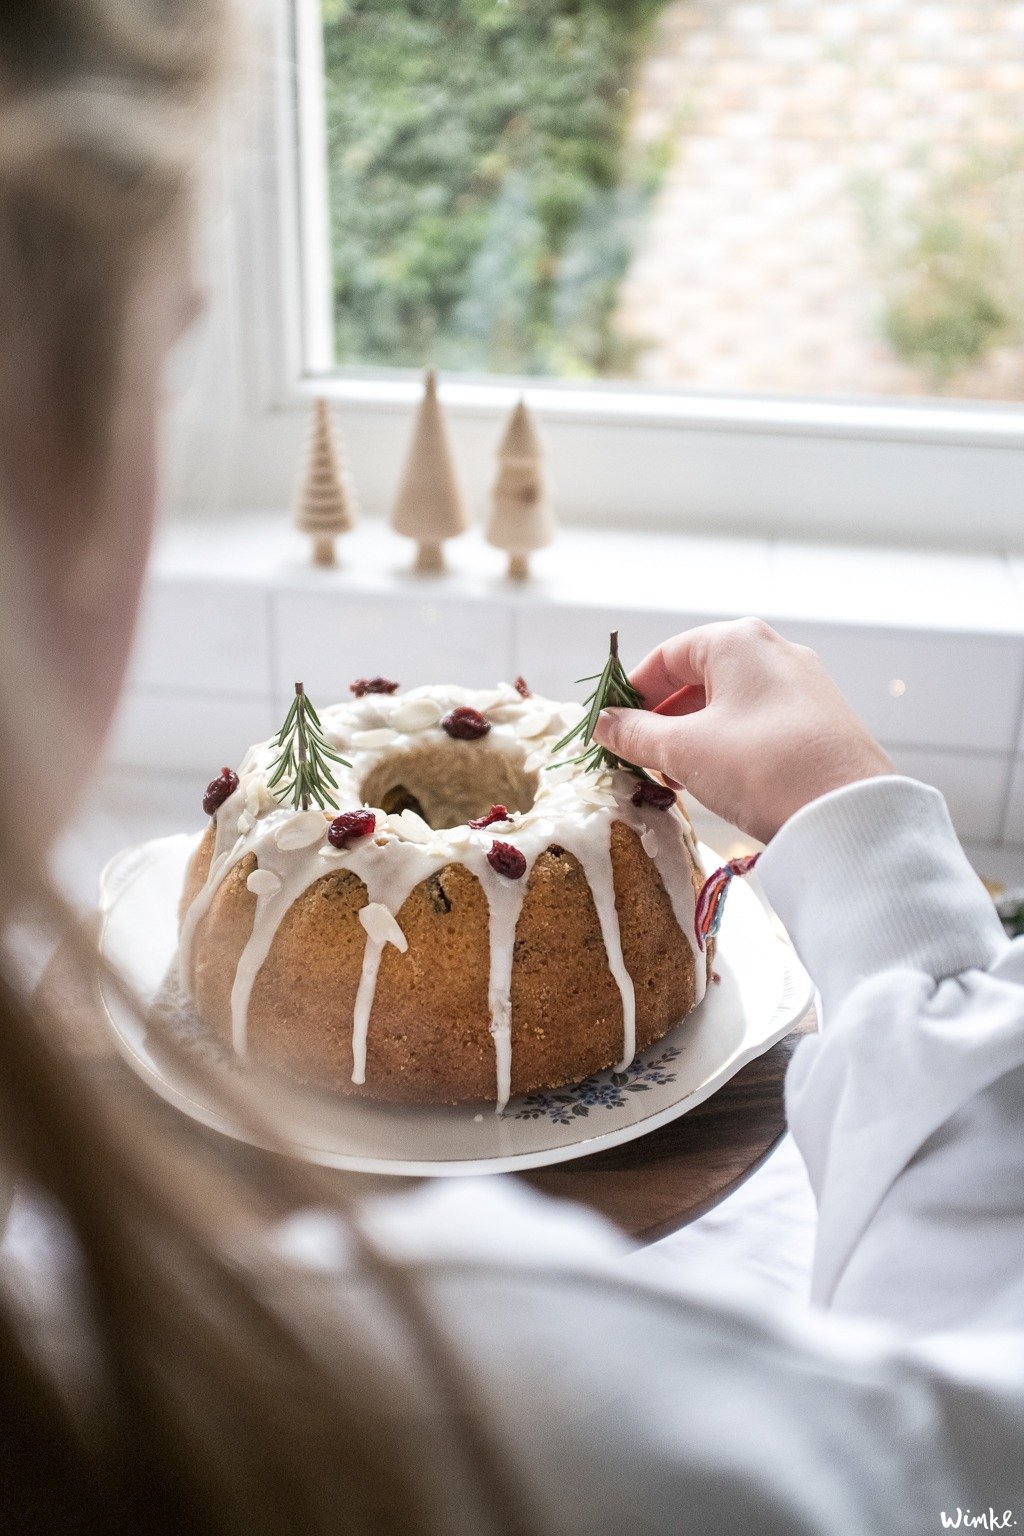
<box><xmin>694</xmin><ymin>853</ymin><xmax>762</xmax><ymax>950</ymax></box>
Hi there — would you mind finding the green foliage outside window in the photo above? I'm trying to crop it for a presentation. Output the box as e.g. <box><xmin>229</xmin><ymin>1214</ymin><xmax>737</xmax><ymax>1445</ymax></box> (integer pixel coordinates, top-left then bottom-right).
<box><xmin>857</xmin><ymin>146</ymin><xmax>1024</xmax><ymax>384</ymax></box>
<box><xmin>320</xmin><ymin>0</ymin><xmax>670</xmax><ymax>376</ymax></box>
<box><xmin>883</xmin><ymin>214</ymin><xmax>1011</xmax><ymax>381</ymax></box>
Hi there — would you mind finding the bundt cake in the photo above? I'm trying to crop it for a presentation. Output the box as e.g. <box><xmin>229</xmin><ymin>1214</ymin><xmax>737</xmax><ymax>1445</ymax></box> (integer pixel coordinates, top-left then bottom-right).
<box><xmin>178</xmin><ymin>680</ymin><xmax>710</xmax><ymax>1110</ymax></box>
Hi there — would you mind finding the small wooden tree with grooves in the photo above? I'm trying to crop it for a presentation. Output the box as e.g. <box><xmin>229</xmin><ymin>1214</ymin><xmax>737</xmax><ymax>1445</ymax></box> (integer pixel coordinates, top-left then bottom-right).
<box><xmin>390</xmin><ymin>368</ymin><xmax>469</xmax><ymax>573</ymax></box>
<box><xmin>293</xmin><ymin>398</ymin><xmax>357</xmax><ymax>567</ymax></box>
<box><xmin>486</xmin><ymin>398</ymin><xmax>554</xmax><ymax>580</ymax></box>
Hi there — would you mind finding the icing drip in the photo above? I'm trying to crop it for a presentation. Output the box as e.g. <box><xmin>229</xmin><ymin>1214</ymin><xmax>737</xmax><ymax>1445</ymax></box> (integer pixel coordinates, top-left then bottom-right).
<box><xmin>620</xmin><ymin>792</ymin><xmax>708</xmax><ymax>1012</ymax></box>
<box><xmin>351</xmin><ymin>943</ymin><xmax>384</xmax><ymax>1086</ymax></box>
<box><xmin>177</xmin><ymin>769</ymin><xmax>253</xmax><ymax>994</ymax></box>
<box><xmin>225</xmin><ymin>809</ymin><xmax>339</xmax><ymax>1054</ymax></box>
<box><xmin>177</xmin><ymin>683</ymin><xmax>709</xmax><ymax>1107</ymax></box>
<box><xmin>343</xmin><ymin>842</ymin><xmax>448</xmax><ymax>1083</ymax></box>
<box><xmin>230</xmin><ymin>880</ymin><xmax>291</xmax><ymax>1053</ymax></box>
<box><xmin>476</xmin><ymin>857</ymin><xmax>531</xmax><ymax>1114</ymax></box>
<box><xmin>553</xmin><ymin>823</ymin><xmax>636</xmax><ymax>1073</ymax></box>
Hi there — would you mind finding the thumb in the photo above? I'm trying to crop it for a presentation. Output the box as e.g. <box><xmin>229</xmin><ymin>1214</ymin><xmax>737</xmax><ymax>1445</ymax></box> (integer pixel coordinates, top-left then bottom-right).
<box><xmin>594</xmin><ymin>706</ymin><xmax>709</xmax><ymax>786</ymax></box>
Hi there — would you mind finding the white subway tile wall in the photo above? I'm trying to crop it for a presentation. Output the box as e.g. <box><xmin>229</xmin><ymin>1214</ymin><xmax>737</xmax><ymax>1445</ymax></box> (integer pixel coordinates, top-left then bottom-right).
<box><xmin>884</xmin><ymin>748</ymin><xmax>1011</xmax><ymax>844</ymax></box>
<box><xmin>771</xmin><ymin>623</ymin><xmax>1024</xmax><ymax>753</ymax></box>
<box><xmin>270</xmin><ymin>589</ymin><xmax>514</xmax><ymax>705</ymax></box>
<box><xmin>109</xmin><ymin>692</ymin><xmax>278</xmax><ymax>775</ymax></box>
<box><xmin>512</xmin><ymin>605</ymin><xmax>718</xmax><ymax>699</ymax></box>
<box><xmin>109</xmin><ymin>517</ymin><xmax>1024</xmax><ymax>849</ymax></box>
<box><xmin>131</xmin><ymin>577</ymin><xmax>273</xmax><ymax>697</ymax></box>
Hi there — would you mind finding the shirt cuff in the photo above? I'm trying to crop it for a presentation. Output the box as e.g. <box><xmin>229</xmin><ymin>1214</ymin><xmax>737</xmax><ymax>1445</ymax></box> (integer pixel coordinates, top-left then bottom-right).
<box><xmin>756</xmin><ymin>776</ymin><xmax>1007</xmax><ymax>1011</ymax></box>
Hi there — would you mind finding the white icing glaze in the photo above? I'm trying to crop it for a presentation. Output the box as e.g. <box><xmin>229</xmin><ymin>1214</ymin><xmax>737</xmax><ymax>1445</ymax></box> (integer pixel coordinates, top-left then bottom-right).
<box><xmin>553</xmin><ymin>816</ymin><xmax>636</xmax><ymax>1073</ymax></box>
<box><xmin>178</xmin><ymin>682</ymin><xmax>708</xmax><ymax>1111</ymax></box>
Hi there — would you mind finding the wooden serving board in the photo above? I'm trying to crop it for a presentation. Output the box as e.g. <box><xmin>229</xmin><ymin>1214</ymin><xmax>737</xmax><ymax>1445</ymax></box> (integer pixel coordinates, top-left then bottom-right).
<box><xmin>522</xmin><ymin>1008</ymin><xmax>815</xmax><ymax>1241</ymax></box>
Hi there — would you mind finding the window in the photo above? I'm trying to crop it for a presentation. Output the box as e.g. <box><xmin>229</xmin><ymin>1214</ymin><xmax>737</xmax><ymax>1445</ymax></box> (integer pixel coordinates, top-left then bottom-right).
<box><xmin>311</xmin><ymin>0</ymin><xmax>1024</xmax><ymax>403</ymax></box>
<box><xmin>196</xmin><ymin>0</ymin><xmax>1024</xmax><ymax>546</ymax></box>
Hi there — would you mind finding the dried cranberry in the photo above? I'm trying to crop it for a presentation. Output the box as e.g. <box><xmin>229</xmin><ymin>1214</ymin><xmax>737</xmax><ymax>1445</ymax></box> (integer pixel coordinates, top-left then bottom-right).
<box><xmin>442</xmin><ymin>706</ymin><xmax>491</xmax><ymax>741</ymax></box>
<box><xmin>468</xmin><ymin>804</ymin><xmax>510</xmax><ymax>830</ymax></box>
<box><xmin>487</xmin><ymin>840</ymin><xmax>527</xmax><ymax>879</ymax></box>
<box><xmin>203</xmin><ymin>767</ymin><xmax>238</xmax><ymax>816</ymax></box>
<box><xmin>513</xmin><ymin>675</ymin><xmax>531</xmax><ymax>699</ymax></box>
<box><xmin>327</xmin><ymin>809</ymin><xmax>376</xmax><ymax>849</ymax></box>
<box><xmin>631</xmin><ymin>779</ymin><xmax>677</xmax><ymax>811</ymax></box>
<box><xmin>350</xmin><ymin>677</ymin><xmax>399</xmax><ymax>697</ymax></box>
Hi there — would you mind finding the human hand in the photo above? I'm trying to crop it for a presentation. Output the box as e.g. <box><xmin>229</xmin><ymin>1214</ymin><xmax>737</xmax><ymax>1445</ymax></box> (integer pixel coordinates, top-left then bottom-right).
<box><xmin>593</xmin><ymin>618</ymin><xmax>894</xmax><ymax>844</ymax></box>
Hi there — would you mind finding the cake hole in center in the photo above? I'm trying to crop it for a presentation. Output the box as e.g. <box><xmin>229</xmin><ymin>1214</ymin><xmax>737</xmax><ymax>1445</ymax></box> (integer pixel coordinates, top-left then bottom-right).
<box><xmin>361</xmin><ymin>743</ymin><xmax>538</xmax><ymax>830</ymax></box>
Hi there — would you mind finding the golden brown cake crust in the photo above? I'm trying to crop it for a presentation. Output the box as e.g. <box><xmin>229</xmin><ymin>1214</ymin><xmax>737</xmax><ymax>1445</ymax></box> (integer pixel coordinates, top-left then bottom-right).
<box><xmin>181</xmin><ymin>817</ymin><xmax>702</xmax><ymax>1104</ymax></box>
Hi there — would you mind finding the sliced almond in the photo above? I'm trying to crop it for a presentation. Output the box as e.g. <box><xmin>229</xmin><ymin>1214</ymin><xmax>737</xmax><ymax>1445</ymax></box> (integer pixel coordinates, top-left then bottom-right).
<box><xmin>390</xmin><ymin>698</ymin><xmax>444</xmax><ymax>732</ymax></box>
<box><xmin>275</xmin><ymin>811</ymin><xmax>328</xmax><ymax>850</ymax></box>
<box><xmin>468</xmin><ymin>688</ymin><xmax>505</xmax><ymax>713</ymax></box>
<box><xmin>385</xmin><ymin>809</ymin><xmax>435</xmax><ymax>844</ymax></box>
<box><xmin>517</xmin><ymin>707</ymin><xmax>553</xmax><ymax>739</ymax></box>
<box><xmin>351</xmin><ymin>727</ymin><xmax>400</xmax><ymax>750</ymax></box>
<box><xmin>246</xmin><ymin>867</ymin><xmax>282</xmax><ymax>897</ymax></box>
<box><xmin>580</xmin><ymin>792</ymin><xmax>617</xmax><ymax>812</ymax></box>
<box><xmin>542</xmin><ymin>761</ymin><xmax>575</xmax><ymax>785</ymax></box>
<box><xmin>359</xmin><ymin>902</ymin><xmax>408</xmax><ymax>952</ymax></box>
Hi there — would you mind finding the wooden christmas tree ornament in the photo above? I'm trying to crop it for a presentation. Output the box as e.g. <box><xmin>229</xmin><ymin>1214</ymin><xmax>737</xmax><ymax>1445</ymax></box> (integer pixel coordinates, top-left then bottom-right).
<box><xmin>293</xmin><ymin>398</ymin><xmax>357</xmax><ymax>567</ymax></box>
<box><xmin>390</xmin><ymin>368</ymin><xmax>469</xmax><ymax>573</ymax></box>
<box><xmin>486</xmin><ymin>397</ymin><xmax>554</xmax><ymax>581</ymax></box>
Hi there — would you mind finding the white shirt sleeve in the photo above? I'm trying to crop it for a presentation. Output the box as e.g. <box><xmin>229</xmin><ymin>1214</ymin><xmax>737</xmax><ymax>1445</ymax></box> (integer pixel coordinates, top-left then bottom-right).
<box><xmin>757</xmin><ymin>775</ymin><xmax>1024</xmax><ymax>1331</ymax></box>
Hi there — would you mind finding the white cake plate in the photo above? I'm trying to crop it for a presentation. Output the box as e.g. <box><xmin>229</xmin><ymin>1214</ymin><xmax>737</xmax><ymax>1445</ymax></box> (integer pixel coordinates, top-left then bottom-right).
<box><xmin>98</xmin><ymin>833</ymin><xmax>812</xmax><ymax>1177</ymax></box>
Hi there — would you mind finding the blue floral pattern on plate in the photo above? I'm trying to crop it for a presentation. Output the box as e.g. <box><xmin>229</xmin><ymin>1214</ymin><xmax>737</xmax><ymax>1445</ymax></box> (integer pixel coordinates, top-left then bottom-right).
<box><xmin>512</xmin><ymin>1044</ymin><xmax>684</xmax><ymax>1125</ymax></box>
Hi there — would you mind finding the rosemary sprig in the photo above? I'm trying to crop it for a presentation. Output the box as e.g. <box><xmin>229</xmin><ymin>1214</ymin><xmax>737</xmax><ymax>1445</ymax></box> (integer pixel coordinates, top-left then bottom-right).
<box><xmin>267</xmin><ymin>682</ymin><xmax>350</xmax><ymax>811</ymax></box>
<box><xmin>547</xmin><ymin>631</ymin><xmax>651</xmax><ymax>778</ymax></box>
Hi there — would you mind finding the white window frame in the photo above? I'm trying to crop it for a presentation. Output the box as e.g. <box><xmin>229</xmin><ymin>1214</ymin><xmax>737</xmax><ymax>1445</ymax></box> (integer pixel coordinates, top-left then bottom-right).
<box><xmin>215</xmin><ymin>0</ymin><xmax>1024</xmax><ymax>551</ymax></box>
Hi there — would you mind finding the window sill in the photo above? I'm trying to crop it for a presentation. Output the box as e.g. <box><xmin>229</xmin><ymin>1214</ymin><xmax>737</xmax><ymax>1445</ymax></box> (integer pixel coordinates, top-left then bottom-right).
<box><xmin>307</xmin><ymin>373</ymin><xmax>1024</xmax><ymax>449</ymax></box>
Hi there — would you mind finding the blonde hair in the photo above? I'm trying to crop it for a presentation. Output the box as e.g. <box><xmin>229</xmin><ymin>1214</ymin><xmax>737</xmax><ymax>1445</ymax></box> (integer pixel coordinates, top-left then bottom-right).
<box><xmin>0</xmin><ymin>7</ymin><xmax>528</xmax><ymax>1532</ymax></box>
